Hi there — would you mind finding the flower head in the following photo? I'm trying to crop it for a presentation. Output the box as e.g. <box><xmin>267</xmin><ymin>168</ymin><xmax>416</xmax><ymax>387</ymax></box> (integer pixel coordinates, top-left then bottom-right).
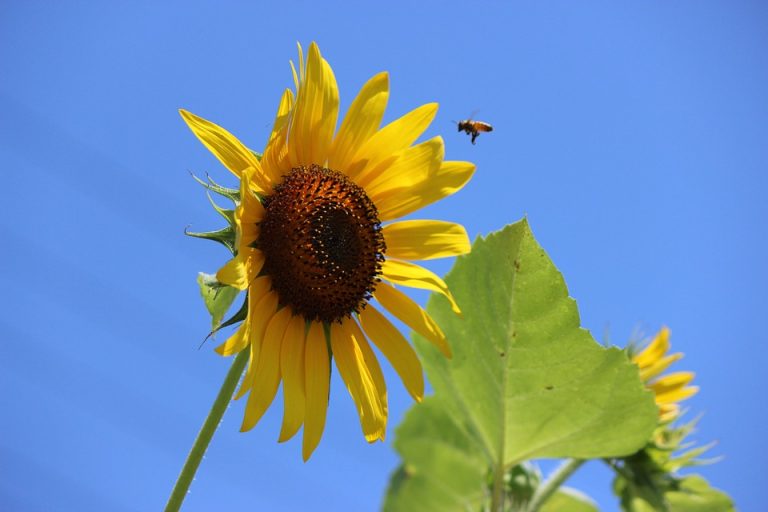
<box><xmin>632</xmin><ymin>327</ymin><xmax>699</xmax><ymax>422</ymax></box>
<box><xmin>181</xmin><ymin>42</ymin><xmax>474</xmax><ymax>460</ymax></box>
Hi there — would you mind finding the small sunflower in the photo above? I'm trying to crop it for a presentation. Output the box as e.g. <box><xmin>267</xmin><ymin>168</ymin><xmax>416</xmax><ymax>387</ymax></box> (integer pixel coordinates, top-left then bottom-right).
<box><xmin>632</xmin><ymin>327</ymin><xmax>699</xmax><ymax>423</ymax></box>
<box><xmin>181</xmin><ymin>42</ymin><xmax>474</xmax><ymax>460</ymax></box>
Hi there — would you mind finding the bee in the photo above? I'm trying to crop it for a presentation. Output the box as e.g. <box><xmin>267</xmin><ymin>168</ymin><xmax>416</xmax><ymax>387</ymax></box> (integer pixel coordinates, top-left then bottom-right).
<box><xmin>456</xmin><ymin>116</ymin><xmax>493</xmax><ymax>145</ymax></box>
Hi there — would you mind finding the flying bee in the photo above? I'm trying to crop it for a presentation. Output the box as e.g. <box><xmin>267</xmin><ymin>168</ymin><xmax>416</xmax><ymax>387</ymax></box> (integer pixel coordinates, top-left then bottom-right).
<box><xmin>456</xmin><ymin>117</ymin><xmax>493</xmax><ymax>145</ymax></box>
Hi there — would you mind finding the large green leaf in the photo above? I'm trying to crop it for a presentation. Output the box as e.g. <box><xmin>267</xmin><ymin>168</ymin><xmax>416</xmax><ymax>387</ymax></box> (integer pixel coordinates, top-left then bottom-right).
<box><xmin>384</xmin><ymin>220</ymin><xmax>658</xmax><ymax>511</ymax></box>
<box><xmin>418</xmin><ymin>219</ymin><xmax>657</xmax><ymax>462</ymax></box>
<box><xmin>383</xmin><ymin>397</ymin><xmax>487</xmax><ymax>512</ymax></box>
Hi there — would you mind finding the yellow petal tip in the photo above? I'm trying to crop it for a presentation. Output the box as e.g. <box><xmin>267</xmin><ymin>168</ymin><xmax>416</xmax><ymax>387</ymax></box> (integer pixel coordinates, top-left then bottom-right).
<box><xmin>233</xmin><ymin>385</ymin><xmax>250</xmax><ymax>401</ymax></box>
<box><xmin>364</xmin><ymin>429</ymin><xmax>387</xmax><ymax>443</ymax></box>
<box><xmin>278</xmin><ymin>424</ymin><xmax>301</xmax><ymax>444</ymax></box>
<box><xmin>179</xmin><ymin>108</ymin><xmax>195</xmax><ymax>122</ymax></box>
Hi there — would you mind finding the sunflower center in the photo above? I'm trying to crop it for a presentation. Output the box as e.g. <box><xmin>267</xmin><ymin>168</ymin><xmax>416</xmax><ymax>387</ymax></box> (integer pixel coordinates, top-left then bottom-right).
<box><xmin>258</xmin><ymin>164</ymin><xmax>386</xmax><ymax>323</ymax></box>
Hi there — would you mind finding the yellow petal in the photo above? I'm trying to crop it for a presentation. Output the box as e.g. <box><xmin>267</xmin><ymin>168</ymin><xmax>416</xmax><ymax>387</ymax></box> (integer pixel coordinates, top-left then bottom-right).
<box><xmin>358</xmin><ymin>305</ymin><xmax>424</xmax><ymax>401</ymax></box>
<box><xmin>288</xmin><ymin>42</ymin><xmax>339</xmax><ymax>168</ymax></box>
<box><xmin>240</xmin><ymin>307</ymin><xmax>292</xmax><ymax>431</ymax></box>
<box><xmin>246</xmin><ymin>284</ymin><xmax>278</xmax><ymax>361</ymax></box>
<box><xmin>362</xmin><ymin>137</ymin><xmax>444</xmax><ymax>198</ymax></box>
<box><xmin>214</xmin><ymin>320</ymin><xmax>249</xmax><ymax>357</ymax></box>
<box><xmin>297</xmin><ymin>42</ymin><xmax>305</xmax><ymax>82</ymax></box>
<box><xmin>633</xmin><ymin>327</ymin><xmax>671</xmax><ymax>369</ymax></box>
<box><xmin>380</xmin><ymin>258</ymin><xmax>461</xmax><ymax>315</ymax></box>
<box><xmin>346</xmin><ymin>103</ymin><xmax>438</xmax><ymax>184</ymax></box>
<box><xmin>234</xmin><ymin>171</ymin><xmax>266</xmax><ymax>273</ymax></box>
<box><xmin>656</xmin><ymin>385</ymin><xmax>699</xmax><ymax>405</ymax></box>
<box><xmin>217</xmin><ymin>170</ymin><xmax>265</xmax><ymax>284</ymax></box>
<box><xmin>302</xmin><ymin>321</ymin><xmax>330</xmax><ymax>461</ymax></box>
<box><xmin>237</xmin><ymin>327</ymin><xmax>259</xmax><ymax>399</ymax></box>
<box><xmin>247</xmin><ymin>275</ymin><xmax>273</xmax><ymax>303</ymax></box>
<box><xmin>290</xmin><ymin>60</ymin><xmax>299</xmax><ymax>92</ymax></box>
<box><xmin>651</xmin><ymin>372</ymin><xmax>698</xmax><ymax>404</ymax></box>
<box><xmin>659</xmin><ymin>403</ymin><xmax>680</xmax><ymax>422</ymax></box>
<box><xmin>639</xmin><ymin>352</ymin><xmax>683</xmax><ymax>382</ymax></box>
<box><xmin>235</xmin><ymin>286</ymin><xmax>280</xmax><ymax>399</ymax></box>
<box><xmin>374</xmin><ymin>281</ymin><xmax>451</xmax><ymax>358</ymax></box>
<box><xmin>331</xmin><ymin>322</ymin><xmax>386</xmax><ymax>442</ymax></box>
<box><xmin>377</xmin><ymin>160</ymin><xmax>476</xmax><ymax>221</ymax></box>
<box><xmin>215</xmin><ymin>254</ymin><xmax>250</xmax><ymax>291</ymax></box>
<box><xmin>345</xmin><ymin>318</ymin><xmax>388</xmax><ymax>436</ymax></box>
<box><xmin>179</xmin><ymin>109</ymin><xmax>269</xmax><ymax>191</ymax></box>
<box><xmin>262</xmin><ymin>88</ymin><xmax>294</xmax><ymax>185</ymax></box>
<box><xmin>328</xmin><ymin>72</ymin><xmax>389</xmax><ymax>172</ymax></box>
<box><xmin>238</xmin><ymin>169</ymin><xmax>266</xmax><ymax>228</ymax></box>
<box><xmin>382</xmin><ymin>220</ymin><xmax>470</xmax><ymax>261</ymax></box>
<box><xmin>244</xmin><ymin>251</ymin><xmax>265</xmax><ymax>283</ymax></box>
<box><xmin>279</xmin><ymin>314</ymin><xmax>307</xmax><ymax>442</ymax></box>
<box><xmin>214</xmin><ymin>277</ymin><xmax>268</xmax><ymax>356</ymax></box>
<box><xmin>651</xmin><ymin>371</ymin><xmax>694</xmax><ymax>389</ymax></box>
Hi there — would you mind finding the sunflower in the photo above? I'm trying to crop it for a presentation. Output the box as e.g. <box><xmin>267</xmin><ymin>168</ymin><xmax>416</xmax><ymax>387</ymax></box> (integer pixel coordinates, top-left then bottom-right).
<box><xmin>181</xmin><ymin>42</ymin><xmax>474</xmax><ymax>460</ymax></box>
<box><xmin>632</xmin><ymin>327</ymin><xmax>699</xmax><ymax>423</ymax></box>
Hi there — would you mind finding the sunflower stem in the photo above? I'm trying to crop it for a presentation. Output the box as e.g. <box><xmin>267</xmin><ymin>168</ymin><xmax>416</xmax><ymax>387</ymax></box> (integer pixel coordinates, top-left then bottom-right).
<box><xmin>526</xmin><ymin>458</ymin><xmax>585</xmax><ymax>512</ymax></box>
<box><xmin>165</xmin><ymin>349</ymin><xmax>248</xmax><ymax>512</ymax></box>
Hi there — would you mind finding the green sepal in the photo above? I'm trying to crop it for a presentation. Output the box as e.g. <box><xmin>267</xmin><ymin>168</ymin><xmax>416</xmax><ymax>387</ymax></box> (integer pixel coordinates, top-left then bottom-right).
<box><xmin>612</xmin><ymin>465</ymin><xmax>735</xmax><ymax>512</ymax></box>
<box><xmin>249</xmin><ymin>149</ymin><xmax>263</xmax><ymax>161</ymax></box>
<box><xmin>206</xmin><ymin>192</ymin><xmax>235</xmax><ymax>225</ymax></box>
<box><xmin>190</xmin><ymin>171</ymin><xmax>240</xmax><ymax>203</ymax></box>
<box><xmin>184</xmin><ymin>226</ymin><xmax>236</xmax><ymax>253</ymax></box>
<box><xmin>214</xmin><ymin>293</ymin><xmax>248</xmax><ymax>334</ymax></box>
<box><xmin>645</xmin><ymin>415</ymin><xmax>720</xmax><ymax>473</ymax></box>
<box><xmin>665</xmin><ymin>475</ymin><xmax>735</xmax><ymax>512</ymax></box>
<box><xmin>610</xmin><ymin>412</ymin><xmax>734</xmax><ymax>512</ymax></box>
<box><xmin>197</xmin><ymin>272</ymin><xmax>239</xmax><ymax>331</ymax></box>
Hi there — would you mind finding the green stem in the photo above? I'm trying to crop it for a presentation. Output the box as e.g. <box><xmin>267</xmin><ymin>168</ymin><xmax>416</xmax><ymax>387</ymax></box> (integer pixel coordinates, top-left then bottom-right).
<box><xmin>164</xmin><ymin>349</ymin><xmax>249</xmax><ymax>512</ymax></box>
<box><xmin>526</xmin><ymin>458</ymin><xmax>585</xmax><ymax>512</ymax></box>
<box><xmin>490</xmin><ymin>460</ymin><xmax>506</xmax><ymax>512</ymax></box>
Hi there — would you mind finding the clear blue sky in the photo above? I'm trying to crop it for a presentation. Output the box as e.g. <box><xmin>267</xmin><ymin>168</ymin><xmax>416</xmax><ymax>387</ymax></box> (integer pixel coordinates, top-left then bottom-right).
<box><xmin>1</xmin><ymin>2</ymin><xmax>766</xmax><ymax>511</ymax></box>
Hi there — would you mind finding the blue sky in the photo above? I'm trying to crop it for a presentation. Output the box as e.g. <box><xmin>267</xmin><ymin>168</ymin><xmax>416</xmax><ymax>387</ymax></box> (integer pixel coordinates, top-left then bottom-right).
<box><xmin>1</xmin><ymin>2</ymin><xmax>766</xmax><ymax>511</ymax></box>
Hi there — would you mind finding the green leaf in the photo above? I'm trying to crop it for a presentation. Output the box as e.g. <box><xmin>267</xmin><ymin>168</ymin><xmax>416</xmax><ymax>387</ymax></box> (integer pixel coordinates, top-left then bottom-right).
<box><xmin>383</xmin><ymin>397</ymin><xmax>488</xmax><ymax>512</ymax></box>
<box><xmin>197</xmin><ymin>272</ymin><xmax>239</xmax><ymax>331</ymax></box>
<box><xmin>541</xmin><ymin>488</ymin><xmax>599</xmax><ymax>512</ymax></box>
<box><xmin>665</xmin><ymin>476</ymin><xmax>735</xmax><ymax>512</ymax></box>
<box><xmin>418</xmin><ymin>219</ymin><xmax>657</xmax><ymax>462</ymax></box>
<box><xmin>385</xmin><ymin>219</ymin><xmax>658</xmax><ymax>511</ymax></box>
